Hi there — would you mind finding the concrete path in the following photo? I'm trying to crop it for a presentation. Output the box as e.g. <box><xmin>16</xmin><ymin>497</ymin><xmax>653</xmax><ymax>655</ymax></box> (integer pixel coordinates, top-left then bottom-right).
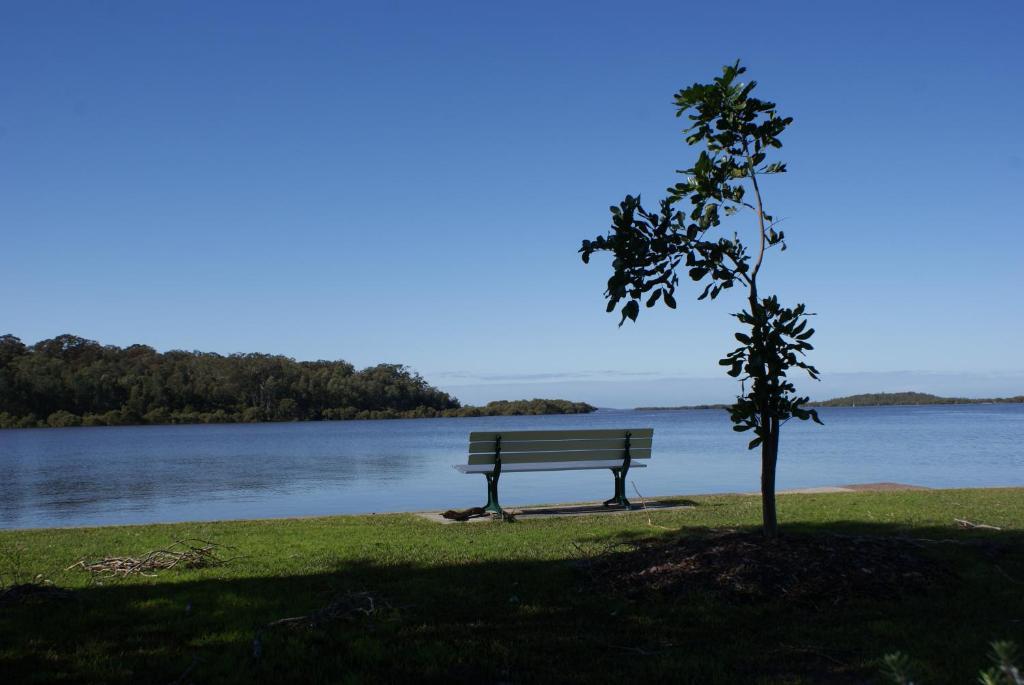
<box><xmin>770</xmin><ymin>482</ymin><xmax>930</xmax><ymax>495</ymax></box>
<box><xmin>416</xmin><ymin>482</ymin><xmax>928</xmax><ymax>524</ymax></box>
<box><xmin>417</xmin><ymin>497</ymin><xmax>697</xmax><ymax>524</ymax></box>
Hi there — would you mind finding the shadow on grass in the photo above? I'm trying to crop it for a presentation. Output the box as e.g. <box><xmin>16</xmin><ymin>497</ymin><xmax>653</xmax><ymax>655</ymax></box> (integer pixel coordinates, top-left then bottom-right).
<box><xmin>584</xmin><ymin>518</ymin><xmax>1024</xmax><ymax>548</ymax></box>
<box><xmin>1</xmin><ymin>522</ymin><xmax>1021</xmax><ymax>684</ymax></box>
<box><xmin>512</xmin><ymin>498</ymin><xmax>700</xmax><ymax>520</ymax></box>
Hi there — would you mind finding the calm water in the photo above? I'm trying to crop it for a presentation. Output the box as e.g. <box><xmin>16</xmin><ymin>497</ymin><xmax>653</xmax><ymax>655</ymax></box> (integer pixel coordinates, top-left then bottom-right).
<box><xmin>0</xmin><ymin>405</ymin><xmax>1021</xmax><ymax>529</ymax></box>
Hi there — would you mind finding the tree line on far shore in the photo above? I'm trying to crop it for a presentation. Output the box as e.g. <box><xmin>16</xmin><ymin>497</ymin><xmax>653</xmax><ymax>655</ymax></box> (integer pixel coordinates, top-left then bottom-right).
<box><xmin>809</xmin><ymin>391</ymin><xmax>1024</xmax><ymax>407</ymax></box>
<box><xmin>0</xmin><ymin>334</ymin><xmax>594</xmax><ymax>429</ymax></box>
<box><xmin>636</xmin><ymin>391</ymin><xmax>1024</xmax><ymax>412</ymax></box>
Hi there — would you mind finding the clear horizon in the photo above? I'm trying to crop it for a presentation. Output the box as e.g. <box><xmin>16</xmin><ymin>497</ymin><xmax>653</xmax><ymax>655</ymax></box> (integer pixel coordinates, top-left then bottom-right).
<box><xmin>5</xmin><ymin>331</ymin><xmax>1023</xmax><ymax>408</ymax></box>
<box><xmin>3</xmin><ymin>1</ymin><xmax>1023</xmax><ymax>403</ymax></box>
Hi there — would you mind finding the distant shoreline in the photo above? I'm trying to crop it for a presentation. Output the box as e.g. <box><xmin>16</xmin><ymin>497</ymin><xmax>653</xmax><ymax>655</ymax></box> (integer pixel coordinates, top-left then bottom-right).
<box><xmin>635</xmin><ymin>404</ymin><xmax>729</xmax><ymax>411</ymax></box>
<box><xmin>809</xmin><ymin>391</ymin><xmax>1024</xmax><ymax>408</ymax></box>
<box><xmin>635</xmin><ymin>391</ymin><xmax>1024</xmax><ymax>411</ymax></box>
<box><xmin>1</xmin><ymin>399</ymin><xmax>597</xmax><ymax>430</ymax></box>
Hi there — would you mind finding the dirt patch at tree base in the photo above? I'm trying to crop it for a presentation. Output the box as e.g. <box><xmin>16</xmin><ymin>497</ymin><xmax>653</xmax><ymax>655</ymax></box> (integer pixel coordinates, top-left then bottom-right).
<box><xmin>584</xmin><ymin>530</ymin><xmax>956</xmax><ymax>604</ymax></box>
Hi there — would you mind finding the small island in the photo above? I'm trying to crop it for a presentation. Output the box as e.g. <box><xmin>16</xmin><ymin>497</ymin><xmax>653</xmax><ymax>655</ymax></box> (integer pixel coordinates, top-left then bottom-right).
<box><xmin>636</xmin><ymin>391</ymin><xmax>1024</xmax><ymax>411</ymax></box>
<box><xmin>809</xmin><ymin>391</ymin><xmax>1024</xmax><ymax>407</ymax></box>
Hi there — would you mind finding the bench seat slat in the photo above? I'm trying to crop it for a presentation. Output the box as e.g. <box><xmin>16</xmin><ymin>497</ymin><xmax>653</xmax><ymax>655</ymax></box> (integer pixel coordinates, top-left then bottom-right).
<box><xmin>468</xmin><ymin>437</ymin><xmax>651</xmax><ymax>454</ymax></box>
<box><xmin>454</xmin><ymin>461</ymin><xmax>648</xmax><ymax>474</ymax></box>
<box><xmin>467</xmin><ymin>448</ymin><xmax>651</xmax><ymax>466</ymax></box>
<box><xmin>468</xmin><ymin>428</ymin><xmax>653</xmax><ymax>442</ymax></box>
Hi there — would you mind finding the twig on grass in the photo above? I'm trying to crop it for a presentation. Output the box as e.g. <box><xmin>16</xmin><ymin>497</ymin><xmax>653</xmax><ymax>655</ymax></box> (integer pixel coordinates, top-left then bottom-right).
<box><xmin>825</xmin><ymin>531</ymin><xmax>1003</xmax><ymax>549</ymax></box>
<box><xmin>570</xmin><ymin>540</ymin><xmax>636</xmax><ymax>559</ymax></box>
<box><xmin>167</xmin><ymin>655</ymin><xmax>201</xmax><ymax>685</ymax></box>
<box><xmin>955</xmin><ymin>518</ymin><xmax>1002</xmax><ymax>531</ymax></box>
<box><xmin>777</xmin><ymin>642</ymin><xmax>853</xmax><ymax>668</ymax></box>
<box><xmin>254</xmin><ymin>591</ymin><xmax>408</xmax><ymax>661</ymax></box>
<box><xmin>592</xmin><ymin>639</ymin><xmax>678</xmax><ymax>656</ymax></box>
<box><xmin>67</xmin><ymin>539</ymin><xmax>237</xmax><ymax>578</ymax></box>
<box><xmin>630</xmin><ymin>481</ymin><xmax>672</xmax><ymax>530</ymax></box>
<box><xmin>258</xmin><ymin>585</ymin><xmax>393</xmax><ymax>659</ymax></box>
<box><xmin>265</xmin><ymin>590</ymin><xmax>391</xmax><ymax>630</ymax></box>
<box><xmin>995</xmin><ymin>565</ymin><xmax>1022</xmax><ymax>585</ymax></box>
<box><xmin>495</xmin><ymin>509</ymin><xmax>521</xmax><ymax>523</ymax></box>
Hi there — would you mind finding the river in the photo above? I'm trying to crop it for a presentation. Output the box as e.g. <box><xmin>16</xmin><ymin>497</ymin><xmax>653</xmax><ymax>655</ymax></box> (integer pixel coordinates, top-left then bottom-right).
<box><xmin>0</xmin><ymin>404</ymin><xmax>1021</xmax><ymax>529</ymax></box>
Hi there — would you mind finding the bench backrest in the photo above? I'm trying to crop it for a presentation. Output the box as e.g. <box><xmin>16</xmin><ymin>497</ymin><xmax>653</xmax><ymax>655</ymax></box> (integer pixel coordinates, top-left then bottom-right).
<box><xmin>466</xmin><ymin>428</ymin><xmax>653</xmax><ymax>466</ymax></box>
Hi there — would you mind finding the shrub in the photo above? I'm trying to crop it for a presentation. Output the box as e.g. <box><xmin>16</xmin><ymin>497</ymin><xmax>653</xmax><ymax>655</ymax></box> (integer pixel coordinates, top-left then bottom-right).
<box><xmin>46</xmin><ymin>410</ymin><xmax>82</xmax><ymax>428</ymax></box>
<box><xmin>240</xmin><ymin>407</ymin><xmax>265</xmax><ymax>423</ymax></box>
<box><xmin>143</xmin><ymin>408</ymin><xmax>171</xmax><ymax>425</ymax></box>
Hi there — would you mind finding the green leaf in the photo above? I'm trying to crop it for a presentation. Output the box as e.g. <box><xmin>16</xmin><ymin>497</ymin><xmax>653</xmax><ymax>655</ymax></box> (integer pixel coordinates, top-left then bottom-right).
<box><xmin>580</xmin><ymin>61</ymin><xmax>820</xmax><ymax>454</ymax></box>
<box><xmin>619</xmin><ymin>300</ymin><xmax>640</xmax><ymax>325</ymax></box>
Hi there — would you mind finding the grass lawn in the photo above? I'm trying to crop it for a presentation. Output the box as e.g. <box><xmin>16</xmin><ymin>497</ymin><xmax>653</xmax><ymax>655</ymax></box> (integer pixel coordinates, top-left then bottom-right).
<box><xmin>1</xmin><ymin>488</ymin><xmax>1022</xmax><ymax>683</ymax></box>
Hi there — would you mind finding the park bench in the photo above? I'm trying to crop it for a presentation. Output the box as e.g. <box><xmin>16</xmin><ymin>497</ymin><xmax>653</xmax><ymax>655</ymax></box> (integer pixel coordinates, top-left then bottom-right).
<box><xmin>453</xmin><ymin>428</ymin><xmax>654</xmax><ymax>515</ymax></box>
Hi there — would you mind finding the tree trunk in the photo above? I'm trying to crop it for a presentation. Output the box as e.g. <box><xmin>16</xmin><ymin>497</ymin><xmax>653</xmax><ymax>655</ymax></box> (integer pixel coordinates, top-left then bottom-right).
<box><xmin>760</xmin><ymin>415</ymin><xmax>780</xmax><ymax>538</ymax></box>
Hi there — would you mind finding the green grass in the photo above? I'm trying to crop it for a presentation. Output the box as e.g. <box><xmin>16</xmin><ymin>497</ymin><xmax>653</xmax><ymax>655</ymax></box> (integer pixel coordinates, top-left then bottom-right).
<box><xmin>1</xmin><ymin>488</ymin><xmax>1022</xmax><ymax>683</ymax></box>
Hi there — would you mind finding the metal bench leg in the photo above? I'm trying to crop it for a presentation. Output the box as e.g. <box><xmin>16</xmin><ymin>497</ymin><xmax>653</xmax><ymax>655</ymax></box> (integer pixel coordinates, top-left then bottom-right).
<box><xmin>603</xmin><ymin>468</ymin><xmax>632</xmax><ymax>509</ymax></box>
<box><xmin>483</xmin><ymin>473</ymin><xmax>503</xmax><ymax>515</ymax></box>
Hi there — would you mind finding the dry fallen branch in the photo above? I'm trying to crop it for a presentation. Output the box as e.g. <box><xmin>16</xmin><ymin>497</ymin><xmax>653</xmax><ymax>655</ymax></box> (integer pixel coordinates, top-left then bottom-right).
<box><xmin>824</xmin><ymin>531</ymin><xmax>1005</xmax><ymax>550</ymax></box>
<box><xmin>955</xmin><ymin>518</ymin><xmax>1002</xmax><ymax>531</ymax></box>
<box><xmin>441</xmin><ymin>507</ymin><xmax>488</xmax><ymax>521</ymax></box>
<box><xmin>631</xmin><ymin>481</ymin><xmax>673</xmax><ymax>530</ymax></box>
<box><xmin>569</xmin><ymin>539</ymin><xmax>639</xmax><ymax>585</ymax></box>
<box><xmin>167</xmin><ymin>655</ymin><xmax>201</xmax><ymax>685</ymax></box>
<box><xmin>776</xmin><ymin>642</ymin><xmax>853</xmax><ymax>668</ymax></box>
<box><xmin>441</xmin><ymin>506</ymin><xmax>520</xmax><ymax>522</ymax></box>
<box><xmin>592</xmin><ymin>638</ymin><xmax>678</xmax><ymax>656</ymax></box>
<box><xmin>995</xmin><ymin>565</ymin><xmax>1022</xmax><ymax>585</ymax></box>
<box><xmin>254</xmin><ymin>590</ymin><xmax>397</xmax><ymax>660</ymax></box>
<box><xmin>570</xmin><ymin>540</ymin><xmax>634</xmax><ymax>562</ymax></box>
<box><xmin>266</xmin><ymin>590</ymin><xmax>392</xmax><ymax>630</ymax></box>
<box><xmin>496</xmin><ymin>509</ymin><xmax>521</xmax><ymax>523</ymax></box>
<box><xmin>67</xmin><ymin>539</ymin><xmax>235</xmax><ymax>578</ymax></box>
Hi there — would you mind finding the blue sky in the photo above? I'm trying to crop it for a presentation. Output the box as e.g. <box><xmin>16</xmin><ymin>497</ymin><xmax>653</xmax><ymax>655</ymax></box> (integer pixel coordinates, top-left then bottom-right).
<box><xmin>2</xmin><ymin>1</ymin><xmax>1022</xmax><ymax>406</ymax></box>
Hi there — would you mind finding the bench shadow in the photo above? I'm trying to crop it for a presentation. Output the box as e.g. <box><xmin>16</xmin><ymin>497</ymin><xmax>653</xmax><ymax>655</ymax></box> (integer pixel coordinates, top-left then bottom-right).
<box><xmin>0</xmin><ymin>521</ymin><xmax>1021</xmax><ymax>684</ymax></box>
<box><xmin>513</xmin><ymin>498</ymin><xmax>698</xmax><ymax>518</ymax></box>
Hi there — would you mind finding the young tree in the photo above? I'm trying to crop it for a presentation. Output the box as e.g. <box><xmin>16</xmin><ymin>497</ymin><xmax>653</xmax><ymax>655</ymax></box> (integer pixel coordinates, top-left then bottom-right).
<box><xmin>580</xmin><ymin>61</ymin><xmax>822</xmax><ymax>537</ymax></box>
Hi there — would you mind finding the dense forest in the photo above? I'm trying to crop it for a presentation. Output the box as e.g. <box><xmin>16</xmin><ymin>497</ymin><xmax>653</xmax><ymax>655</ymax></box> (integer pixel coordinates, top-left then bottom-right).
<box><xmin>0</xmin><ymin>334</ymin><xmax>595</xmax><ymax>429</ymax></box>
<box><xmin>809</xmin><ymin>391</ymin><xmax>1024</xmax><ymax>407</ymax></box>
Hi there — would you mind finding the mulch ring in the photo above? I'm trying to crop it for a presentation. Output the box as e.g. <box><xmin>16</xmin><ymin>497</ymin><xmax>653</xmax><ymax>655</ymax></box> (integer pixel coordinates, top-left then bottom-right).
<box><xmin>581</xmin><ymin>530</ymin><xmax>957</xmax><ymax>604</ymax></box>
